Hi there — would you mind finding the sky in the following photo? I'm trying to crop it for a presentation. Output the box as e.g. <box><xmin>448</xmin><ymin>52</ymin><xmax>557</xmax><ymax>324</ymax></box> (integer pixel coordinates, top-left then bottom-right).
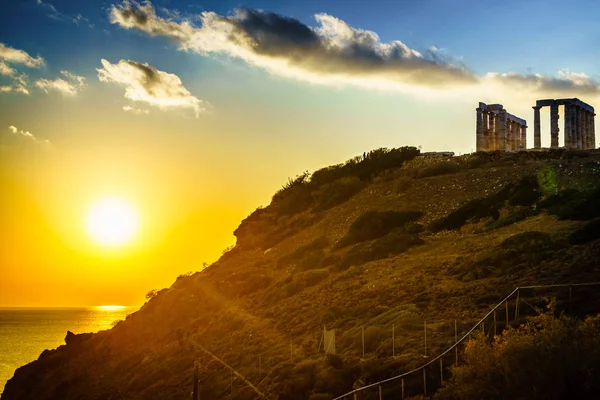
<box><xmin>2</xmin><ymin>0</ymin><xmax>600</xmax><ymax>306</ymax></box>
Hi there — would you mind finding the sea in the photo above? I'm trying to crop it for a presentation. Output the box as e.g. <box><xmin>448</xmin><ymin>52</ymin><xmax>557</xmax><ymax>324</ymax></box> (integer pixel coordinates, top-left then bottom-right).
<box><xmin>0</xmin><ymin>306</ymin><xmax>136</xmax><ymax>395</ymax></box>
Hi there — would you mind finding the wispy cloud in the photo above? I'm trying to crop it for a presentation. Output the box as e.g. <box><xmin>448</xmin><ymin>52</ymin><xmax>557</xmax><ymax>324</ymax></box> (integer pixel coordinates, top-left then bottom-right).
<box><xmin>97</xmin><ymin>58</ymin><xmax>207</xmax><ymax>117</ymax></box>
<box><xmin>123</xmin><ymin>105</ymin><xmax>150</xmax><ymax>114</ymax></box>
<box><xmin>36</xmin><ymin>0</ymin><xmax>94</xmax><ymax>28</ymax></box>
<box><xmin>0</xmin><ymin>43</ymin><xmax>45</xmax><ymax>68</ymax></box>
<box><xmin>4</xmin><ymin>125</ymin><xmax>50</xmax><ymax>145</ymax></box>
<box><xmin>0</xmin><ymin>61</ymin><xmax>17</xmax><ymax>76</ymax></box>
<box><xmin>108</xmin><ymin>1</ymin><xmax>600</xmax><ymax>99</ymax></box>
<box><xmin>34</xmin><ymin>70</ymin><xmax>86</xmax><ymax>95</ymax></box>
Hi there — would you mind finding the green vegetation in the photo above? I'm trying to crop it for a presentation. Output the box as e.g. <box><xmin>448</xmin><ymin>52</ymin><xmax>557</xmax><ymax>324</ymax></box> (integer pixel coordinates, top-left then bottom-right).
<box><xmin>437</xmin><ymin>311</ymin><xmax>600</xmax><ymax>400</ymax></box>
<box><xmin>336</xmin><ymin>210</ymin><xmax>423</xmax><ymax>248</ymax></box>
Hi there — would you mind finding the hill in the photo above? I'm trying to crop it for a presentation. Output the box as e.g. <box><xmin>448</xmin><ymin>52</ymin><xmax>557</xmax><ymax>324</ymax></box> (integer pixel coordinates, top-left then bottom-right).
<box><xmin>5</xmin><ymin>147</ymin><xmax>600</xmax><ymax>400</ymax></box>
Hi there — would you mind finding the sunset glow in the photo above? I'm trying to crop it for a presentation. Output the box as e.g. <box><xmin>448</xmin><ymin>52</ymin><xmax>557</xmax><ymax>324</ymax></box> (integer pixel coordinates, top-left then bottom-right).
<box><xmin>95</xmin><ymin>305</ymin><xmax>126</xmax><ymax>311</ymax></box>
<box><xmin>86</xmin><ymin>198</ymin><xmax>139</xmax><ymax>247</ymax></box>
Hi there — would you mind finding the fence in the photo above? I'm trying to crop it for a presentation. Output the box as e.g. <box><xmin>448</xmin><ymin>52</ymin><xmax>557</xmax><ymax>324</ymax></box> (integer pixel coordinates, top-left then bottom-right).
<box><xmin>189</xmin><ymin>281</ymin><xmax>600</xmax><ymax>399</ymax></box>
<box><xmin>332</xmin><ymin>281</ymin><xmax>600</xmax><ymax>400</ymax></box>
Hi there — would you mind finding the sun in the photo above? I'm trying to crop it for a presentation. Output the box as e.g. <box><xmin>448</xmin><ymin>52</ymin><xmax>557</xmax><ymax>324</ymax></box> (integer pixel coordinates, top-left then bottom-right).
<box><xmin>86</xmin><ymin>197</ymin><xmax>139</xmax><ymax>247</ymax></box>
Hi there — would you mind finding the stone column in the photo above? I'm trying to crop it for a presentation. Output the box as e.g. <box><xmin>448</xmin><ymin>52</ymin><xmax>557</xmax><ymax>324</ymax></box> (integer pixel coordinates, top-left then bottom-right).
<box><xmin>476</xmin><ymin>107</ymin><xmax>483</xmax><ymax>151</ymax></box>
<box><xmin>550</xmin><ymin>103</ymin><xmax>559</xmax><ymax>148</ymax></box>
<box><xmin>564</xmin><ymin>104</ymin><xmax>572</xmax><ymax>148</ymax></box>
<box><xmin>533</xmin><ymin>106</ymin><xmax>541</xmax><ymax>148</ymax></box>
<box><xmin>522</xmin><ymin>125</ymin><xmax>527</xmax><ymax>149</ymax></box>
<box><xmin>576</xmin><ymin>107</ymin><xmax>583</xmax><ymax>149</ymax></box>
<box><xmin>583</xmin><ymin>111</ymin><xmax>589</xmax><ymax>150</ymax></box>
<box><xmin>490</xmin><ymin>112</ymin><xmax>498</xmax><ymax>150</ymax></box>
<box><xmin>497</xmin><ymin>109</ymin><xmax>507</xmax><ymax>150</ymax></box>
<box><xmin>482</xmin><ymin>110</ymin><xmax>489</xmax><ymax>150</ymax></box>
<box><xmin>592</xmin><ymin>113</ymin><xmax>596</xmax><ymax>149</ymax></box>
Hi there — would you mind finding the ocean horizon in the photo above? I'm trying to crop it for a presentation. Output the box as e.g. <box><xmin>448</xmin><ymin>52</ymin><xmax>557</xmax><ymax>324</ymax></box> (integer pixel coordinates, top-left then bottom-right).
<box><xmin>0</xmin><ymin>306</ymin><xmax>137</xmax><ymax>395</ymax></box>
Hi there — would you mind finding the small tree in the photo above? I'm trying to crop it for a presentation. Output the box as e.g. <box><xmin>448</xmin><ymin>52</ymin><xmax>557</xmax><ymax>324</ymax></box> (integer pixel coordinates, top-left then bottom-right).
<box><xmin>145</xmin><ymin>289</ymin><xmax>158</xmax><ymax>301</ymax></box>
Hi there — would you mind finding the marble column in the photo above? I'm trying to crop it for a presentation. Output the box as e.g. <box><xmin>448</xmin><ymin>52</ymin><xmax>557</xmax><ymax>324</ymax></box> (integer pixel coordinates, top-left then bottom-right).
<box><xmin>581</xmin><ymin>109</ymin><xmax>590</xmax><ymax>150</ymax></box>
<box><xmin>550</xmin><ymin>103</ymin><xmax>559</xmax><ymax>148</ymax></box>
<box><xmin>497</xmin><ymin>109</ymin><xmax>507</xmax><ymax>150</ymax></box>
<box><xmin>576</xmin><ymin>107</ymin><xmax>583</xmax><ymax>149</ymax></box>
<box><xmin>533</xmin><ymin>106</ymin><xmax>541</xmax><ymax>148</ymax></box>
<box><xmin>482</xmin><ymin>111</ymin><xmax>489</xmax><ymax>150</ymax></box>
<box><xmin>564</xmin><ymin>104</ymin><xmax>572</xmax><ymax>148</ymax></box>
<box><xmin>521</xmin><ymin>125</ymin><xmax>527</xmax><ymax>149</ymax></box>
<box><xmin>491</xmin><ymin>112</ymin><xmax>498</xmax><ymax>150</ymax></box>
<box><xmin>476</xmin><ymin>107</ymin><xmax>483</xmax><ymax>151</ymax></box>
<box><xmin>592</xmin><ymin>113</ymin><xmax>596</xmax><ymax>149</ymax></box>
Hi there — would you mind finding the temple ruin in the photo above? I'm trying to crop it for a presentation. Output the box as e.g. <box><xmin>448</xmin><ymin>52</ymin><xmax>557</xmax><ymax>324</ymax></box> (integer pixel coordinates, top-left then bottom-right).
<box><xmin>533</xmin><ymin>98</ymin><xmax>596</xmax><ymax>150</ymax></box>
<box><xmin>476</xmin><ymin>102</ymin><xmax>527</xmax><ymax>151</ymax></box>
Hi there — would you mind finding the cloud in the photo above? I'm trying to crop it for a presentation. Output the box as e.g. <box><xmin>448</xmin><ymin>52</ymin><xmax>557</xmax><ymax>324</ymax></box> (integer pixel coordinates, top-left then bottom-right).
<box><xmin>108</xmin><ymin>1</ymin><xmax>600</xmax><ymax>100</ymax></box>
<box><xmin>97</xmin><ymin>58</ymin><xmax>206</xmax><ymax>116</ymax></box>
<box><xmin>123</xmin><ymin>105</ymin><xmax>150</xmax><ymax>114</ymax></box>
<box><xmin>1</xmin><ymin>126</ymin><xmax>51</xmax><ymax>150</ymax></box>
<box><xmin>8</xmin><ymin>125</ymin><xmax>36</xmax><ymax>140</ymax></box>
<box><xmin>34</xmin><ymin>70</ymin><xmax>86</xmax><ymax>95</ymax></box>
<box><xmin>484</xmin><ymin>70</ymin><xmax>600</xmax><ymax>95</ymax></box>
<box><xmin>109</xmin><ymin>2</ymin><xmax>475</xmax><ymax>91</ymax></box>
<box><xmin>36</xmin><ymin>0</ymin><xmax>94</xmax><ymax>28</ymax></box>
<box><xmin>0</xmin><ymin>43</ymin><xmax>45</xmax><ymax>68</ymax></box>
<box><xmin>0</xmin><ymin>61</ymin><xmax>17</xmax><ymax>76</ymax></box>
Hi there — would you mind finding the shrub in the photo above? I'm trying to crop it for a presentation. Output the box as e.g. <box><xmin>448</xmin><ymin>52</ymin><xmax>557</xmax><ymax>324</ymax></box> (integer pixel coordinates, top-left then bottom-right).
<box><xmin>436</xmin><ymin>312</ymin><xmax>600</xmax><ymax>400</ymax></box>
<box><xmin>277</xmin><ymin>237</ymin><xmax>330</xmax><ymax>268</ymax></box>
<box><xmin>337</xmin><ymin>210</ymin><xmax>423</xmax><ymax>248</ymax></box>
<box><xmin>337</xmin><ymin>230</ymin><xmax>424</xmax><ymax>270</ymax></box>
<box><xmin>430</xmin><ymin>176</ymin><xmax>541</xmax><ymax>232</ymax></box>
<box><xmin>312</xmin><ymin>177</ymin><xmax>365</xmax><ymax>212</ymax></box>
<box><xmin>501</xmin><ymin>231</ymin><xmax>552</xmax><ymax>253</ymax></box>
<box><xmin>410</xmin><ymin>160</ymin><xmax>461</xmax><ymax>179</ymax></box>
<box><xmin>541</xmin><ymin>187</ymin><xmax>600</xmax><ymax>220</ymax></box>
<box><xmin>145</xmin><ymin>289</ymin><xmax>158</xmax><ymax>300</ymax></box>
<box><xmin>569</xmin><ymin>218</ymin><xmax>600</xmax><ymax>244</ymax></box>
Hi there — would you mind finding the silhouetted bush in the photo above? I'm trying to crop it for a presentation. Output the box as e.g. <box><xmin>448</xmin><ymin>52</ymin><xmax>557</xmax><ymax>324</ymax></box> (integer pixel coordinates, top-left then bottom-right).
<box><xmin>541</xmin><ymin>187</ymin><xmax>600</xmax><ymax>220</ymax></box>
<box><xmin>569</xmin><ymin>218</ymin><xmax>600</xmax><ymax>244</ymax></box>
<box><xmin>486</xmin><ymin>207</ymin><xmax>535</xmax><ymax>230</ymax></box>
<box><xmin>430</xmin><ymin>176</ymin><xmax>541</xmax><ymax>232</ymax></box>
<box><xmin>410</xmin><ymin>160</ymin><xmax>461</xmax><ymax>179</ymax></box>
<box><xmin>501</xmin><ymin>231</ymin><xmax>552</xmax><ymax>253</ymax></box>
<box><xmin>336</xmin><ymin>210</ymin><xmax>423</xmax><ymax>248</ymax></box>
<box><xmin>277</xmin><ymin>237</ymin><xmax>329</xmax><ymax>268</ymax></box>
<box><xmin>312</xmin><ymin>177</ymin><xmax>365</xmax><ymax>212</ymax></box>
<box><xmin>436</xmin><ymin>312</ymin><xmax>600</xmax><ymax>400</ymax></box>
<box><xmin>337</xmin><ymin>230</ymin><xmax>424</xmax><ymax>270</ymax></box>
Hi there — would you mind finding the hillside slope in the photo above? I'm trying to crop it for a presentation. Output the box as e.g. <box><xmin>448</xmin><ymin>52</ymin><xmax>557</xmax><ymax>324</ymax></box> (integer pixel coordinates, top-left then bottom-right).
<box><xmin>5</xmin><ymin>148</ymin><xmax>600</xmax><ymax>400</ymax></box>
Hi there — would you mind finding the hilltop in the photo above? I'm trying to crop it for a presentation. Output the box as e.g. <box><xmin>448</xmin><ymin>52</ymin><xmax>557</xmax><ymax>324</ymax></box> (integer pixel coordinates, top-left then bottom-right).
<box><xmin>5</xmin><ymin>147</ymin><xmax>600</xmax><ymax>400</ymax></box>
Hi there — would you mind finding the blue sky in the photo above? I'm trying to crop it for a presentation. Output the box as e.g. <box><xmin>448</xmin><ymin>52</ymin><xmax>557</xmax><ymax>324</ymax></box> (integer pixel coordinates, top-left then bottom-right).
<box><xmin>2</xmin><ymin>0</ymin><xmax>600</xmax><ymax>305</ymax></box>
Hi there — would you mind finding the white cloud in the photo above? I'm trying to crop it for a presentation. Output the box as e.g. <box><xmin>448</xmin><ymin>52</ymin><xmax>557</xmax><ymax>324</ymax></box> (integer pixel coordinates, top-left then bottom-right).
<box><xmin>97</xmin><ymin>58</ymin><xmax>207</xmax><ymax>117</ymax></box>
<box><xmin>0</xmin><ymin>43</ymin><xmax>45</xmax><ymax>68</ymax></box>
<box><xmin>0</xmin><ymin>61</ymin><xmax>17</xmax><ymax>76</ymax></box>
<box><xmin>36</xmin><ymin>0</ymin><xmax>94</xmax><ymax>28</ymax></box>
<box><xmin>34</xmin><ymin>70</ymin><xmax>85</xmax><ymax>95</ymax></box>
<box><xmin>123</xmin><ymin>105</ymin><xmax>150</xmax><ymax>114</ymax></box>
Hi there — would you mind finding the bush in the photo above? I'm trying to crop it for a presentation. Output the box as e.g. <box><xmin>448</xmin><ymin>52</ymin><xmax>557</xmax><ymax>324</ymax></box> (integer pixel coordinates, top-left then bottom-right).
<box><xmin>541</xmin><ymin>187</ymin><xmax>600</xmax><ymax>220</ymax></box>
<box><xmin>145</xmin><ymin>289</ymin><xmax>159</xmax><ymax>300</ymax></box>
<box><xmin>410</xmin><ymin>160</ymin><xmax>461</xmax><ymax>179</ymax></box>
<box><xmin>312</xmin><ymin>177</ymin><xmax>365</xmax><ymax>212</ymax></box>
<box><xmin>337</xmin><ymin>210</ymin><xmax>423</xmax><ymax>248</ymax></box>
<box><xmin>501</xmin><ymin>231</ymin><xmax>552</xmax><ymax>253</ymax></box>
<box><xmin>436</xmin><ymin>312</ymin><xmax>600</xmax><ymax>400</ymax></box>
<box><xmin>277</xmin><ymin>237</ymin><xmax>330</xmax><ymax>268</ymax></box>
<box><xmin>430</xmin><ymin>176</ymin><xmax>541</xmax><ymax>232</ymax></box>
<box><xmin>569</xmin><ymin>218</ymin><xmax>600</xmax><ymax>244</ymax></box>
<box><xmin>337</xmin><ymin>230</ymin><xmax>424</xmax><ymax>270</ymax></box>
